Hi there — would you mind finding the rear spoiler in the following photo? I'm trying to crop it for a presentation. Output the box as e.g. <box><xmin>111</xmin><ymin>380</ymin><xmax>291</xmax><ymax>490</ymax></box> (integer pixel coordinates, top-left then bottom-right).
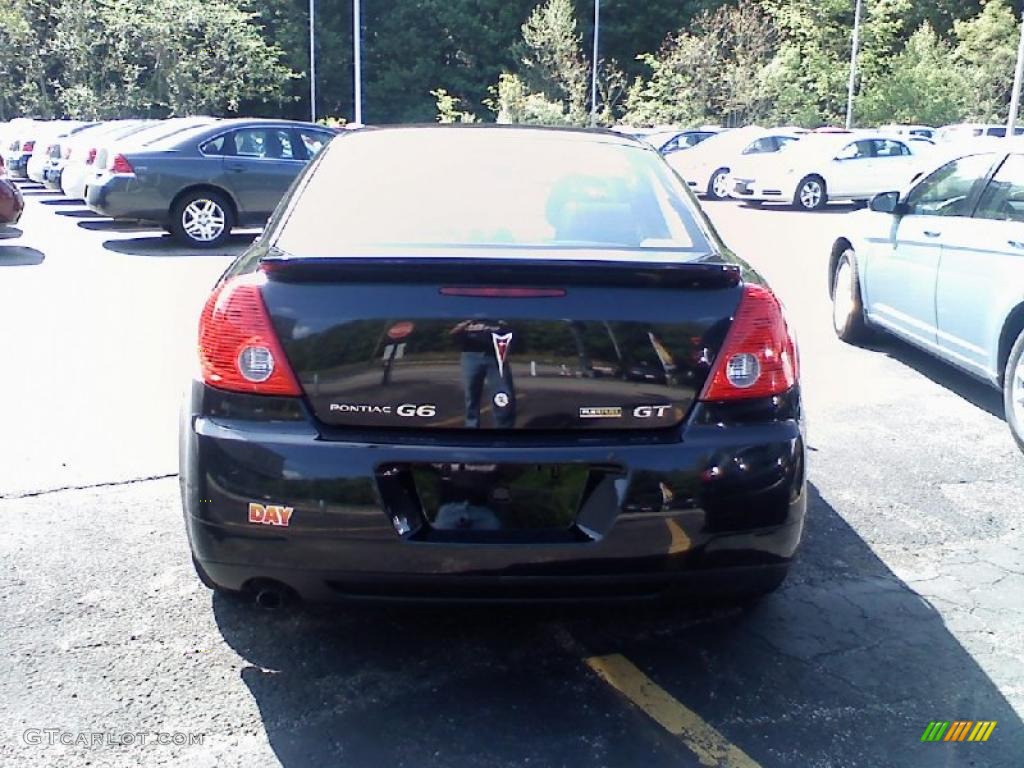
<box><xmin>259</xmin><ymin>255</ymin><xmax>742</xmax><ymax>290</ymax></box>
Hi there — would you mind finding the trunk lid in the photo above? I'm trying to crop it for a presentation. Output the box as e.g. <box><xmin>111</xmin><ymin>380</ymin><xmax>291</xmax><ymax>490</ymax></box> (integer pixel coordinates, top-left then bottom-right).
<box><xmin>259</xmin><ymin>257</ymin><xmax>743</xmax><ymax>432</ymax></box>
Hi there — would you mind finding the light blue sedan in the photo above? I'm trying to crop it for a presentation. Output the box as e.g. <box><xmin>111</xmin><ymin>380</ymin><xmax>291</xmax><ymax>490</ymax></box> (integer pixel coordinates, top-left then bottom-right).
<box><xmin>828</xmin><ymin>145</ymin><xmax>1024</xmax><ymax>451</ymax></box>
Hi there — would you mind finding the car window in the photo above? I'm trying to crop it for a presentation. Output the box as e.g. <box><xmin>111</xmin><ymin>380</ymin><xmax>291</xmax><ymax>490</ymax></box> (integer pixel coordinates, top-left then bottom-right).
<box><xmin>776</xmin><ymin>136</ymin><xmax>798</xmax><ymax>151</ymax></box>
<box><xmin>873</xmin><ymin>139</ymin><xmax>910</xmax><ymax>157</ymax></box>
<box><xmin>229</xmin><ymin>128</ymin><xmax>299</xmax><ymax>160</ymax></box>
<box><xmin>277</xmin><ymin>131</ymin><xmax>711</xmax><ymax>254</ymax></box>
<box><xmin>904</xmin><ymin>153</ymin><xmax>996</xmax><ymax>217</ymax></box>
<box><xmin>298</xmin><ymin>130</ymin><xmax>331</xmax><ymax>158</ymax></box>
<box><xmin>835</xmin><ymin>141</ymin><xmax>872</xmax><ymax>160</ymax></box>
<box><xmin>742</xmin><ymin>137</ymin><xmax>777</xmax><ymax>155</ymax></box>
<box><xmin>201</xmin><ymin>135</ymin><xmax>226</xmax><ymax>156</ymax></box>
<box><xmin>975</xmin><ymin>154</ymin><xmax>1024</xmax><ymax>223</ymax></box>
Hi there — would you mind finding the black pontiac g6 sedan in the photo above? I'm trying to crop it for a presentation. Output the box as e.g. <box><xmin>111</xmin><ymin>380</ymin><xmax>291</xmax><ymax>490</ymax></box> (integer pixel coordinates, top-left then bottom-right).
<box><xmin>179</xmin><ymin>126</ymin><xmax>806</xmax><ymax>608</ymax></box>
<box><xmin>86</xmin><ymin>118</ymin><xmax>336</xmax><ymax>248</ymax></box>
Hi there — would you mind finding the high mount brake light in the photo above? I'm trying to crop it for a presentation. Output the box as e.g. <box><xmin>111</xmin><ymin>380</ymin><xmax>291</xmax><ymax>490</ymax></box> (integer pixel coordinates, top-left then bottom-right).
<box><xmin>197</xmin><ymin>273</ymin><xmax>301</xmax><ymax>396</ymax></box>
<box><xmin>439</xmin><ymin>286</ymin><xmax>566</xmax><ymax>298</ymax></box>
<box><xmin>700</xmin><ymin>284</ymin><xmax>799</xmax><ymax>401</ymax></box>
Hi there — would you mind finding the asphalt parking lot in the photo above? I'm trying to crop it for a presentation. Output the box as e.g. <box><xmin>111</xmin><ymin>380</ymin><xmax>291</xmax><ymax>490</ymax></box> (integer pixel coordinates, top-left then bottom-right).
<box><xmin>1</xmin><ymin>188</ymin><xmax>1022</xmax><ymax>767</ymax></box>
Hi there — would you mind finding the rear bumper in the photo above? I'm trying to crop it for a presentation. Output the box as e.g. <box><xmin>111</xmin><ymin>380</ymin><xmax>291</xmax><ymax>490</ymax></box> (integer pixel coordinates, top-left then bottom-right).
<box><xmin>180</xmin><ymin>382</ymin><xmax>807</xmax><ymax>603</ymax></box>
<box><xmin>729</xmin><ymin>177</ymin><xmax>792</xmax><ymax>202</ymax></box>
<box><xmin>86</xmin><ymin>175</ymin><xmax>166</xmax><ymax>221</ymax></box>
<box><xmin>42</xmin><ymin>166</ymin><xmax>63</xmax><ymax>190</ymax></box>
<box><xmin>4</xmin><ymin>155</ymin><xmax>30</xmax><ymax>179</ymax></box>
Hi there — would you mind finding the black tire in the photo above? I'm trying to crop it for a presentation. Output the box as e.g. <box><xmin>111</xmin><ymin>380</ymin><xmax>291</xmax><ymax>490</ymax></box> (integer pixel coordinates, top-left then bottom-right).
<box><xmin>794</xmin><ymin>175</ymin><xmax>828</xmax><ymax>211</ymax></box>
<box><xmin>706</xmin><ymin>167</ymin><xmax>730</xmax><ymax>200</ymax></box>
<box><xmin>831</xmin><ymin>248</ymin><xmax>872</xmax><ymax>344</ymax></box>
<box><xmin>1004</xmin><ymin>327</ymin><xmax>1024</xmax><ymax>453</ymax></box>
<box><xmin>170</xmin><ymin>190</ymin><xmax>234</xmax><ymax>248</ymax></box>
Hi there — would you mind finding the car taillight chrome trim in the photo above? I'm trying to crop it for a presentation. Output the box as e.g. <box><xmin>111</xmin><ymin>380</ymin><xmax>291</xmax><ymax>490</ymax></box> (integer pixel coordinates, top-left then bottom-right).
<box><xmin>197</xmin><ymin>273</ymin><xmax>301</xmax><ymax>396</ymax></box>
<box><xmin>699</xmin><ymin>284</ymin><xmax>799</xmax><ymax>401</ymax></box>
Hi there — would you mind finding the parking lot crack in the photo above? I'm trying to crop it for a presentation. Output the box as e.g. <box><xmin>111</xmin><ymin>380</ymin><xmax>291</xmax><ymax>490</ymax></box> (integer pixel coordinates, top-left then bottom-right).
<box><xmin>1</xmin><ymin>473</ymin><xmax>177</xmax><ymax>500</ymax></box>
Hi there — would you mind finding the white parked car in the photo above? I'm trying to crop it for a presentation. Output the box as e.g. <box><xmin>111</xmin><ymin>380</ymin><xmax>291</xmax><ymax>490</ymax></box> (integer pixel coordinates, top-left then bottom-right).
<box><xmin>935</xmin><ymin>123</ymin><xmax>1024</xmax><ymax>142</ymax></box>
<box><xmin>83</xmin><ymin>117</ymin><xmax>218</xmax><ymax>199</ymax></box>
<box><xmin>729</xmin><ymin>132</ymin><xmax>923</xmax><ymax>210</ymax></box>
<box><xmin>664</xmin><ymin>126</ymin><xmax>802</xmax><ymax>199</ymax></box>
<box><xmin>827</xmin><ymin>144</ymin><xmax>1024</xmax><ymax>450</ymax></box>
<box><xmin>60</xmin><ymin>120</ymin><xmax>153</xmax><ymax>200</ymax></box>
<box><xmin>26</xmin><ymin>121</ymin><xmax>90</xmax><ymax>183</ymax></box>
<box><xmin>878</xmin><ymin>124</ymin><xmax>934</xmax><ymax>140</ymax></box>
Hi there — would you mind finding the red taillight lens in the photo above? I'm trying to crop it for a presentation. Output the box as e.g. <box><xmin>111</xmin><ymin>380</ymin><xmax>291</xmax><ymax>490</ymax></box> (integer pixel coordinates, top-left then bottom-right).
<box><xmin>700</xmin><ymin>284</ymin><xmax>798</xmax><ymax>401</ymax></box>
<box><xmin>197</xmin><ymin>274</ymin><xmax>301</xmax><ymax>396</ymax></box>
<box><xmin>23</xmin><ymin>141</ymin><xmax>35</xmax><ymax>153</ymax></box>
<box><xmin>86</xmin><ymin>148</ymin><xmax>97</xmax><ymax>165</ymax></box>
<box><xmin>110</xmin><ymin>154</ymin><xmax>134</xmax><ymax>174</ymax></box>
<box><xmin>63</xmin><ymin>147</ymin><xmax>72</xmax><ymax>159</ymax></box>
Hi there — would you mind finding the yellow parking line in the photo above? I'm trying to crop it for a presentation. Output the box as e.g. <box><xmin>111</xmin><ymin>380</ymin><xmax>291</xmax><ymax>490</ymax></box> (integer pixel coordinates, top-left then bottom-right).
<box><xmin>586</xmin><ymin>654</ymin><xmax>762</xmax><ymax>768</ymax></box>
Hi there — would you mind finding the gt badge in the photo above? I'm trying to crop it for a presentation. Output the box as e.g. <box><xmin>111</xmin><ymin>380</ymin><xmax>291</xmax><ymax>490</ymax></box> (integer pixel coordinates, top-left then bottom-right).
<box><xmin>248</xmin><ymin>503</ymin><xmax>294</xmax><ymax>527</ymax></box>
<box><xmin>492</xmin><ymin>331</ymin><xmax>512</xmax><ymax>377</ymax></box>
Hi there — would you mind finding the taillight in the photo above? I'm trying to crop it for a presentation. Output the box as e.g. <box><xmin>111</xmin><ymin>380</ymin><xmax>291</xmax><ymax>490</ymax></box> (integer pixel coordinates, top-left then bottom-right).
<box><xmin>110</xmin><ymin>154</ymin><xmax>134</xmax><ymax>174</ymax></box>
<box><xmin>63</xmin><ymin>147</ymin><xmax>72</xmax><ymax>159</ymax></box>
<box><xmin>22</xmin><ymin>141</ymin><xmax>35</xmax><ymax>153</ymax></box>
<box><xmin>86</xmin><ymin>148</ymin><xmax>97</xmax><ymax>165</ymax></box>
<box><xmin>197</xmin><ymin>273</ymin><xmax>300</xmax><ymax>396</ymax></box>
<box><xmin>699</xmin><ymin>284</ymin><xmax>798</xmax><ymax>401</ymax></box>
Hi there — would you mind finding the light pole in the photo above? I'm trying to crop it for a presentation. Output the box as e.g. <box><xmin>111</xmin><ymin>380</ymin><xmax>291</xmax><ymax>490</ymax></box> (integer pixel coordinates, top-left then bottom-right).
<box><xmin>1007</xmin><ymin>9</ymin><xmax>1024</xmax><ymax>137</ymax></box>
<box><xmin>845</xmin><ymin>0</ymin><xmax>863</xmax><ymax>130</ymax></box>
<box><xmin>353</xmin><ymin>0</ymin><xmax>363</xmax><ymax>124</ymax></box>
<box><xmin>309</xmin><ymin>0</ymin><xmax>317</xmax><ymax>122</ymax></box>
<box><xmin>590</xmin><ymin>0</ymin><xmax>600</xmax><ymax>127</ymax></box>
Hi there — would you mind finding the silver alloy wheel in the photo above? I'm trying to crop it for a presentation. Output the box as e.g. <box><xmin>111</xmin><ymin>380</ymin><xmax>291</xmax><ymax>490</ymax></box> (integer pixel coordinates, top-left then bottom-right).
<box><xmin>181</xmin><ymin>199</ymin><xmax>226</xmax><ymax>243</ymax></box>
<box><xmin>799</xmin><ymin>180</ymin><xmax>823</xmax><ymax>209</ymax></box>
<box><xmin>833</xmin><ymin>258</ymin><xmax>856</xmax><ymax>333</ymax></box>
<box><xmin>1012</xmin><ymin>355</ymin><xmax>1024</xmax><ymax>428</ymax></box>
<box><xmin>712</xmin><ymin>171</ymin><xmax>730</xmax><ymax>198</ymax></box>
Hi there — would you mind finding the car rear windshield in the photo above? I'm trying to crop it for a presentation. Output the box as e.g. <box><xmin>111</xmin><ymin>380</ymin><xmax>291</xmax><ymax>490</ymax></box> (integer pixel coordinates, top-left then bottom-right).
<box><xmin>275</xmin><ymin>129</ymin><xmax>711</xmax><ymax>257</ymax></box>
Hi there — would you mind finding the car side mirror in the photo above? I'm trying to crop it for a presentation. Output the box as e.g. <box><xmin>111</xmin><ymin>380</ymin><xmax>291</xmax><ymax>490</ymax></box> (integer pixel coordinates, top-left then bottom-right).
<box><xmin>869</xmin><ymin>191</ymin><xmax>902</xmax><ymax>214</ymax></box>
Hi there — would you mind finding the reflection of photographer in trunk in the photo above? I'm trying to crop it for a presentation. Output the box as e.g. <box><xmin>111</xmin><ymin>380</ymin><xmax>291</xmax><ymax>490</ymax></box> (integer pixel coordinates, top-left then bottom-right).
<box><xmin>449</xmin><ymin>320</ymin><xmax>516</xmax><ymax>428</ymax></box>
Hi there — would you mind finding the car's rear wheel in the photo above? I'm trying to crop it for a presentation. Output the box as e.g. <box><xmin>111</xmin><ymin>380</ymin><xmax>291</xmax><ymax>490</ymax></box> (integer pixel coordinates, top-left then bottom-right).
<box><xmin>831</xmin><ymin>249</ymin><xmax>872</xmax><ymax>344</ymax></box>
<box><xmin>707</xmin><ymin>168</ymin><xmax>730</xmax><ymax>200</ymax></box>
<box><xmin>171</xmin><ymin>190</ymin><xmax>234</xmax><ymax>248</ymax></box>
<box><xmin>795</xmin><ymin>175</ymin><xmax>827</xmax><ymax>211</ymax></box>
<box><xmin>1004</xmin><ymin>327</ymin><xmax>1024</xmax><ymax>453</ymax></box>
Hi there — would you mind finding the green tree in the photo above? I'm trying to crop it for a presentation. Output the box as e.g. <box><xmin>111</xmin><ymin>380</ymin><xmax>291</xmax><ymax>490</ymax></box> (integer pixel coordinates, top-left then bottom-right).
<box><xmin>517</xmin><ymin>0</ymin><xmax>589</xmax><ymax>125</ymax></box>
<box><xmin>953</xmin><ymin>0</ymin><xmax>1021</xmax><ymax>122</ymax></box>
<box><xmin>759</xmin><ymin>0</ymin><xmax>852</xmax><ymax>126</ymax></box>
<box><xmin>623</xmin><ymin>1</ymin><xmax>779</xmax><ymax>127</ymax></box>
<box><xmin>858</xmin><ymin>23</ymin><xmax>969</xmax><ymax>125</ymax></box>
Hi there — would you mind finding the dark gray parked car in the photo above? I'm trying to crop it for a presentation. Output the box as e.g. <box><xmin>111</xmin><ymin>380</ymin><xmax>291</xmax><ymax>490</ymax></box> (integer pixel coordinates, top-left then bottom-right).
<box><xmin>86</xmin><ymin>119</ymin><xmax>337</xmax><ymax>247</ymax></box>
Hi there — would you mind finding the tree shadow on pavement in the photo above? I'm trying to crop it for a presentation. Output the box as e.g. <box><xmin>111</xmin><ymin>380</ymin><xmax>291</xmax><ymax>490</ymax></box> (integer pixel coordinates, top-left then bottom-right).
<box><xmin>102</xmin><ymin>232</ymin><xmax>255</xmax><ymax>257</ymax></box>
<box><xmin>0</xmin><ymin>246</ymin><xmax>44</xmax><ymax>266</ymax></box>
<box><xmin>213</xmin><ymin>483</ymin><xmax>1024</xmax><ymax>768</ymax></box>
<box><xmin>39</xmin><ymin>198</ymin><xmax>83</xmax><ymax>206</ymax></box>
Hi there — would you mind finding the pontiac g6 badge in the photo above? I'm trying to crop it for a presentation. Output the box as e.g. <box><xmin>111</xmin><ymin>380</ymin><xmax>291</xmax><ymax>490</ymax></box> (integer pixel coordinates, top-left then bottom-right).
<box><xmin>492</xmin><ymin>331</ymin><xmax>512</xmax><ymax>377</ymax></box>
